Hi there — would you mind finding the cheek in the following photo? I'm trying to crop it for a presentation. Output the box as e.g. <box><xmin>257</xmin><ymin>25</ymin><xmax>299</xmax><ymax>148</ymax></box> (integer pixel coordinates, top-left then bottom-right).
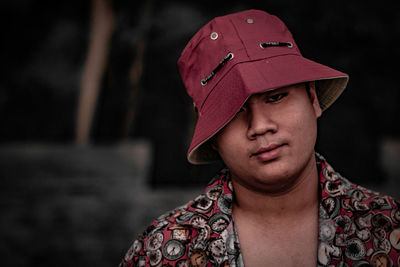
<box><xmin>291</xmin><ymin>110</ymin><xmax>318</xmax><ymax>147</ymax></box>
<box><xmin>215</xmin><ymin>123</ymin><xmax>247</xmax><ymax>159</ymax></box>
<box><xmin>283</xmin><ymin>104</ymin><xmax>318</xmax><ymax>145</ymax></box>
<box><xmin>216</xmin><ymin>132</ymin><xmax>241</xmax><ymax>156</ymax></box>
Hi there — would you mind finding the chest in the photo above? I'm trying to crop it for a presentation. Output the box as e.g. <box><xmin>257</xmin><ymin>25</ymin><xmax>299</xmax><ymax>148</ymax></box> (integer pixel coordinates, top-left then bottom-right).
<box><xmin>233</xmin><ymin>214</ymin><xmax>318</xmax><ymax>266</ymax></box>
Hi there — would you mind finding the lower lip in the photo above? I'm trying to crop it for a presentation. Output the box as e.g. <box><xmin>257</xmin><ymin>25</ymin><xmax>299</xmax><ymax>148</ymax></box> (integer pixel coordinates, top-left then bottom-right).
<box><xmin>254</xmin><ymin>145</ymin><xmax>284</xmax><ymax>162</ymax></box>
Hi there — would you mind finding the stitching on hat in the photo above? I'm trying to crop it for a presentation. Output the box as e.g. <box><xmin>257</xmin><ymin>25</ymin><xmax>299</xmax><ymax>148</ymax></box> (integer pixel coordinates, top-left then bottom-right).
<box><xmin>201</xmin><ymin>53</ymin><xmax>234</xmax><ymax>86</ymax></box>
<box><xmin>229</xmin><ymin>17</ymin><xmax>251</xmax><ymax>58</ymax></box>
<box><xmin>260</xmin><ymin>42</ymin><xmax>293</xmax><ymax>49</ymax></box>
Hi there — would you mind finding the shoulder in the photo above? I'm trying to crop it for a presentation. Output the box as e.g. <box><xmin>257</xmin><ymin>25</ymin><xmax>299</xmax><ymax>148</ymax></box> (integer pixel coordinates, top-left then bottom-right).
<box><xmin>119</xmin><ymin>202</ymin><xmax>191</xmax><ymax>267</ymax></box>
<box><xmin>319</xmin><ymin>154</ymin><xmax>399</xmax><ymax>223</ymax></box>
<box><xmin>318</xmin><ymin>154</ymin><xmax>400</xmax><ymax>265</ymax></box>
<box><xmin>119</xmin><ymin>169</ymin><xmax>235</xmax><ymax>267</ymax></box>
<box><xmin>321</xmin><ymin>160</ymin><xmax>399</xmax><ymax>216</ymax></box>
<box><xmin>318</xmin><ymin>153</ymin><xmax>399</xmax><ymax>214</ymax></box>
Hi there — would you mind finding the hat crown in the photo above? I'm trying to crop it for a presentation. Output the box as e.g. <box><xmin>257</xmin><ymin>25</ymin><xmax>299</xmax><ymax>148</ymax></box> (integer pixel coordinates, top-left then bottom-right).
<box><xmin>178</xmin><ymin>9</ymin><xmax>300</xmax><ymax>113</ymax></box>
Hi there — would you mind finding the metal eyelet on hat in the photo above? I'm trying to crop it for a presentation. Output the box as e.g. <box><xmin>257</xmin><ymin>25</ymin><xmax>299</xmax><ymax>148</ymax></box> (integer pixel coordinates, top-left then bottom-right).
<box><xmin>259</xmin><ymin>41</ymin><xmax>293</xmax><ymax>49</ymax></box>
<box><xmin>210</xmin><ymin>32</ymin><xmax>218</xmax><ymax>40</ymax></box>
<box><xmin>201</xmin><ymin>79</ymin><xmax>208</xmax><ymax>86</ymax></box>
<box><xmin>246</xmin><ymin>18</ymin><xmax>254</xmax><ymax>24</ymax></box>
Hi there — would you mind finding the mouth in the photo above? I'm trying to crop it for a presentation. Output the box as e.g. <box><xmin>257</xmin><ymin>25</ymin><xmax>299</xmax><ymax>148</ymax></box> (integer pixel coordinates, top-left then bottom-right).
<box><xmin>251</xmin><ymin>144</ymin><xmax>285</xmax><ymax>162</ymax></box>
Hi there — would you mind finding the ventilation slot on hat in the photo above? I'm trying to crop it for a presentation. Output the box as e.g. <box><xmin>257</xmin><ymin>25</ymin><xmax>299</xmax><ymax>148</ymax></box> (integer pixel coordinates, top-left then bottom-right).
<box><xmin>260</xmin><ymin>42</ymin><xmax>293</xmax><ymax>49</ymax></box>
<box><xmin>201</xmin><ymin>52</ymin><xmax>234</xmax><ymax>86</ymax></box>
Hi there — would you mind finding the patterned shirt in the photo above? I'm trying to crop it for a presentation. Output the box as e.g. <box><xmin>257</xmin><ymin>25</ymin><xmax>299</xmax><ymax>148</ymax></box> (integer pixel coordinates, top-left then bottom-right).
<box><xmin>120</xmin><ymin>154</ymin><xmax>400</xmax><ymax>266</ymax></box>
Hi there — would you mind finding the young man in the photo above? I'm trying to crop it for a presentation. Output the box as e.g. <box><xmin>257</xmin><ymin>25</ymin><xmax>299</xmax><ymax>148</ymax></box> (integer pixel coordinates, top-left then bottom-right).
<box><xmin>120</xmin><ymin>9</ymin><xmax>400</xmax><ymax>266</ymax></box>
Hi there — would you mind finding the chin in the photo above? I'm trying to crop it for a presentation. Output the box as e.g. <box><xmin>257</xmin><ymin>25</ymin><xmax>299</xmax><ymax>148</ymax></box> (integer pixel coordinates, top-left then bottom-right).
<box><xmin>257</xmin><ymin>170</ymin><xmax>292</xmax><ymax>184</ymax></box>
<box><xmin>251</xmin><ymin>175</ymin><xmax>296</xmax><ymax>194</ymax></box>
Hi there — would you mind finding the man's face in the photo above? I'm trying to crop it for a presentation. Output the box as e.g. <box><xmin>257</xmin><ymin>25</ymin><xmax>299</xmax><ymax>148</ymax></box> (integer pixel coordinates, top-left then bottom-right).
<box><xmin>212</xmin><ymin>82</ymin><xmax>322</xmax><ymax>194</ymax></box>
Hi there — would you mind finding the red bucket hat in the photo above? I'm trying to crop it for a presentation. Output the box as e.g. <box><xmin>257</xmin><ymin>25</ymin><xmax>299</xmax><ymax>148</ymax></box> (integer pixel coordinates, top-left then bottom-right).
<box><xmin>178</xmin><ymin>9</ymin><xmax>349</xmax><ymax>164</ymax></box>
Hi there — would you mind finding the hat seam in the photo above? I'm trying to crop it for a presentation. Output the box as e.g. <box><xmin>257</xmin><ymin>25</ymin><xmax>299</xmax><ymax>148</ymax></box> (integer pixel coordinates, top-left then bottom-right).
<box><xmin>229</xmin><ymin>17</ymin><xmax>251</xmax><ymax>59</ymax></box>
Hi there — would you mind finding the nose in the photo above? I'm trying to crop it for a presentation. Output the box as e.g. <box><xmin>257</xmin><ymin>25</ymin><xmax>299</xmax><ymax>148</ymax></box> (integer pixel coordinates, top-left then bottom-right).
<box><xmin>246</xmin><ymin>102</ymin><xmax>278</xmax><ymax>139</ymax></box>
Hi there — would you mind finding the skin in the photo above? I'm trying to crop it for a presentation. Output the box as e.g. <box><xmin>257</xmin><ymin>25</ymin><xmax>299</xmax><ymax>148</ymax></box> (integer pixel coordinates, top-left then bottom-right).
<box><xmin>213</xmin><ymin>82</ymin><xmax>322</xmax><ymax>195</ymax></box>
<box><xmin>212</xmin><ymin>82</ymin><xmax>322</xmax><ymax>266</ymax></box>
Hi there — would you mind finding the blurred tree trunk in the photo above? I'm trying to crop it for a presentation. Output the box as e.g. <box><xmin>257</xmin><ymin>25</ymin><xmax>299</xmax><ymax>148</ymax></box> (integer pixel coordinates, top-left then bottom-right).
<box><xmin>75</xmin><ymin>0</ymin><xmax>115</xmax><ymax>145</ymax></box>
<box><xmin>122</xmin><ymin>0</ymin><xmax>154</xmax><ymax>138</ymax></box>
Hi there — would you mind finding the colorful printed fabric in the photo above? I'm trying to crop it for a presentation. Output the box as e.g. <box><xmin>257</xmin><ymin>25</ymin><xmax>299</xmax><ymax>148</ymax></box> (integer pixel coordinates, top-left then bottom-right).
<box><xmin>120</xmin><ymin>154</ymin><xmax>400</xmax><ymax>267</ymax></box>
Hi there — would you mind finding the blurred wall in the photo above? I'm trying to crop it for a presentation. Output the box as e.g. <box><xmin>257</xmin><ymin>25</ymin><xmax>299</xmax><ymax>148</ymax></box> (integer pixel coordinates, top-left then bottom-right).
<box><xmin>2</xmin><ymin>0</ymin><xmax>399</xmax><ymax>185</ymax></box>
<box><xmin>1</xmin><ymin>0</ymin><xmax>399</xmax><ymax>266</ymax></box>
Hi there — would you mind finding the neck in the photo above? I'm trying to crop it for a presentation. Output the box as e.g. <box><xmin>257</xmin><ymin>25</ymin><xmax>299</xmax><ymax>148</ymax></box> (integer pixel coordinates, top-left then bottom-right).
<box><xmin>232</xmin><ymin>154</ymin><xmax>319</xmax><ymax>223</ymax></box>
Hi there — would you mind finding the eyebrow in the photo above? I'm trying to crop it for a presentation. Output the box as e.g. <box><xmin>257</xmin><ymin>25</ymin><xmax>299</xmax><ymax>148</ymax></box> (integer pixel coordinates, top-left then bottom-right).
<box><xmin>254</xmin><ymin>87</ymin><xmax>286</xmax><ymax>97</ymax></box>
<box><xmin>262</xmin><ymin>83</ymin><xmax>306</xmax><ymax>96</ymax></box>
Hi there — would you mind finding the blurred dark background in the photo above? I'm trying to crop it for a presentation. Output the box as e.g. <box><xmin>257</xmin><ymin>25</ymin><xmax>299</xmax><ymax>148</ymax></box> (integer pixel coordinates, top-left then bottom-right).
<box><xmin>1</xmin><ymin>0</ymin><xmax>399</xmax><ymax>266</ymax></box>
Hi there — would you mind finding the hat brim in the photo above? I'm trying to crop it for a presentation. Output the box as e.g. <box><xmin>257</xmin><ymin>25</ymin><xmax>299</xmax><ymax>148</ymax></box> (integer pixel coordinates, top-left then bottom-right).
<box><xmin>188</xmin><ymin>54</ymin><xmax>349</xmax><ymax>164</ymax></box>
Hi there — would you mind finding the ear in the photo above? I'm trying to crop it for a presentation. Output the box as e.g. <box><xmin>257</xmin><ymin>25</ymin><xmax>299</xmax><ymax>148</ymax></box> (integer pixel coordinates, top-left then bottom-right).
<box><xmin>309</xmin><ymin>81</ymin><xmax>322</xmax><ymax>118</ymax></box>
<box><xmin>210</xmin><ymin>137</ymin><xmax>218</xmax><ymax>151</ymax></box>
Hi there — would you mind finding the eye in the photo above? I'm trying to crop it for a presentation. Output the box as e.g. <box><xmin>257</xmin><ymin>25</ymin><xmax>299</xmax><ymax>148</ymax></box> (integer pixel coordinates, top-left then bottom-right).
<box><xmin>266</xmin><ymin>92</ymin><xmax>288</xmax><ymax>103</ymax></box>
